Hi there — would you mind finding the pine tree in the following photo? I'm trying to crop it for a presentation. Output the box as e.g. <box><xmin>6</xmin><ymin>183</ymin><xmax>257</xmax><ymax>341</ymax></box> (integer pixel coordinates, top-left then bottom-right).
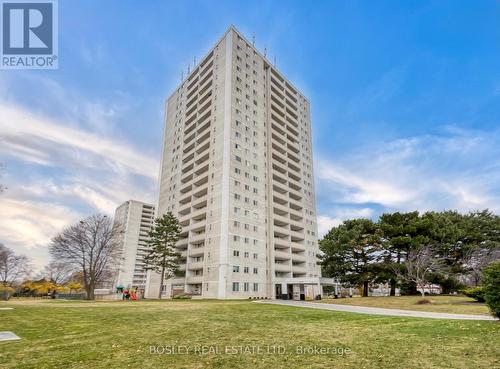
<box><xmin>144</xmin><ymin>212</ymin><xmax>182</xmax><ymax>299</ymax></box>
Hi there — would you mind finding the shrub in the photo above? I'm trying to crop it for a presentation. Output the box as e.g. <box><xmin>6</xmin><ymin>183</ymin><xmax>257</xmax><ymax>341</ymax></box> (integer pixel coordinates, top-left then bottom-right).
<box><xmin>482</xmin><ymin>261</ymin><xmax>500</xmax><ymax>319</ymax></box>
<box><xmin>0</xmin><ymin>285</ymin><xmax>15</xmax><ymax>301</ymax></box>
<box><xmin>462</xmin><ymin>287</ymin><xmax>485</xmax><ymax>302</ymax></box>
<box><xmin>173</xmin><ymin>293</ymin><xmax>191</xmax><ymax>300</ymax></box>
<box><xmin>416</xmin><ymin>298</ymin><xmax>433</xmax><ymax>305</ymax></box>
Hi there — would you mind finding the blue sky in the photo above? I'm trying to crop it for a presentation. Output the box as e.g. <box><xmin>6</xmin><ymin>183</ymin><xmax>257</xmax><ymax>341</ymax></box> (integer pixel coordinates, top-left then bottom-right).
<box><xmin>1</xmin><ymin>0</ymin><xmax>499</xmax><ymax>269</ymax></box>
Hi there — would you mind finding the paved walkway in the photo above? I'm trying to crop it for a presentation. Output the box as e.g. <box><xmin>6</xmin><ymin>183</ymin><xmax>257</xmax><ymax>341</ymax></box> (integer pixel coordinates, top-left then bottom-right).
<box><xmin>256</xmin><ymin>300</ymin><xmax>497</xmax><ymax>321</ymax></box>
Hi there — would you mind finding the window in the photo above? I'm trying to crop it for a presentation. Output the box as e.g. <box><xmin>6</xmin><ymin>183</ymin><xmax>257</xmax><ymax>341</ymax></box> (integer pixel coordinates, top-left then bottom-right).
<box><xmin>253</xmin><ymin>283</ymin><xmax>258</xmax><ymax>292</ymax></box>
<box><xmin>233</xmin><ymin>250</ymin><xmax>240</xmax><ymax>257</ymax></box>
<box><xmin>233</xmin><ymin>265</ymin><xmax>240</xmax><ymax>273</ymax></box>
<box><xmin>244</xmin><ymin>282</ymin><xmax>249</xmax><ymax>292</ymax></box>
<box><xmin>253</xmin><ymin>253</ymin><xmax>258</xmax><ymax>259</ymax></box>
<box><xmin>244</xmin><ymin>267</ymin><xmax>249</xmax><ymax>274</ymax></box>
<box><xmin>244</xmin><ymin>252</ymin><xmax>249</xmax><ymax>258</ymax></box>
<box><xmin>232</xmin><ymin>282</ymin><xmax>239</xmax><ymax>292</ymax></box>
<box><xmin>253</xmin><ymin>268</ymin><xmax>258</xmax><ymax>274</ymax></box>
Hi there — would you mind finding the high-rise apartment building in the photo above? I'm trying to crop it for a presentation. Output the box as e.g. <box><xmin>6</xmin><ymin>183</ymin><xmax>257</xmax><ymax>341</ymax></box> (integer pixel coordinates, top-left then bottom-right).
<box><xmin>113</xmin><ymin>200</ymin><xmax>155</xmax><ymax>294</ymax></box>
<box><xmin>146</xmin><ymin>26</ymin><xmax>329</xmax><ymax>299</ymax></box>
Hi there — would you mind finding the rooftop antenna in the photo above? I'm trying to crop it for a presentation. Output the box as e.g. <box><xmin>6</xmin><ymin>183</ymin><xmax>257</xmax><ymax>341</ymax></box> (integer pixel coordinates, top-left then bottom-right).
<box><xmin>181</xmin><ymin>70</ymin><xmax>184</xmax><ymax>81</ymax></box>
<box><xmin>187</xmin><ymin>65</ymin><xmax>190</xmax><ymax>74</ymax></box>
<box><xmin>193</xmin><ymin>56</ymin><xmax>196</xmax><ymax>67</ymax></box>
<box><xmin>274</xmin><ymin>55</ymin><xmax>276</xmax><ymax>67</ymax></box>
<box><xmin>264</xmin><ymin>47</ymin><xmax>267</xmax><ymax>58</ymax></box>
<box><xmin>252</xmin><ymin>32</ymin><xmax>255</xmax><ymax>47</ymax></box>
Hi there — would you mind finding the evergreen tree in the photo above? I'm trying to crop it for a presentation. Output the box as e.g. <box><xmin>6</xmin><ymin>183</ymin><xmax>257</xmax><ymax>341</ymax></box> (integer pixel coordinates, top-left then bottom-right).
<box><xmin>319</xmin><ymin>219</ymin><xmax>382</xmax><ymax>297</ymax></box>
<box><xmin>144</xmin><ymin>212</ymin><xmax>182</xmax><ymax>299</ymax></box>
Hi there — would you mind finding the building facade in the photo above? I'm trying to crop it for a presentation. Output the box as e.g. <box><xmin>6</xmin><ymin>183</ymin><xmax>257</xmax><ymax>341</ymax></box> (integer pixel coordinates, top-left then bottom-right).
<box><xmin>113</xmin><ymin>200</ymin><xmax>155</xmax><ymax>294</ymax></box>
<box><xmin>147</xmin><ymin>26</ymin><xmax>327</xmax><ymax>299</ymax></box>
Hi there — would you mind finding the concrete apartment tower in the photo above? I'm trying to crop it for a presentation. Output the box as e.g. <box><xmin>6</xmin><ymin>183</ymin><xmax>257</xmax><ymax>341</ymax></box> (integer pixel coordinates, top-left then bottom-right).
<box><xmin>113</xmin><ymin>200</ymin><xmax>155</xmax><ymax>294</ymax></box>
<box><xmin>147</xmin><ymin>26</ymin><xmax>327</xmax><ymax>299</ymax></box>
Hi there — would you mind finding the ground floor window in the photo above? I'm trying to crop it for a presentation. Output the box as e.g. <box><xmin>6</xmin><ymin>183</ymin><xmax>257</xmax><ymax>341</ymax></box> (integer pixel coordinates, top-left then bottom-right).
<box><xmin>244</xmin><ymin>282</ymin><xmax>249</xmax><ymax>292</ymax></box>
<box><xmin>232</xmin><ymin>282</ymin><xmax>239</xmax><ymax>292</ymax></box>
<box><xmin>253</xmin><ymin>283</ymin><xmax>258</xmax><ymax>292</ymax></box>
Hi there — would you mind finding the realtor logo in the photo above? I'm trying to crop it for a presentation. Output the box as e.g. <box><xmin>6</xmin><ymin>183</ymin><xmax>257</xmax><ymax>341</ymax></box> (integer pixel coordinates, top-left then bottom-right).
<box><xmin>1</xmin><ymin>0</ymin><xmax>58</xmax><ymax>69</ymax></box>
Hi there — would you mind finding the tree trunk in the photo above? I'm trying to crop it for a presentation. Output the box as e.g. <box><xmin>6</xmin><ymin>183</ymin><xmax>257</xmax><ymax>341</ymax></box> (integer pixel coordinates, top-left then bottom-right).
<box><xmin>86</xmin><ymin>283</ymin><xmax>95</xmax><ymax>300</ymax></box>
<box><xmin>362</xmin><ymin>281</ymin><xmax>369</xmax><ymax>297</ymax></box>
<box><xmin>390</xmin><ymin>279</ymin><xmax>396</xmax><ymax>296</ymax></box>
<box><xmin>418</xmin><ymin>285</ymin><xmax>426</xmax><ymax>298</ymax></box>
<box><xmin>158</xmin><ymin>265</ymin><xmax>165</xmax><ymax>299</ymax></box>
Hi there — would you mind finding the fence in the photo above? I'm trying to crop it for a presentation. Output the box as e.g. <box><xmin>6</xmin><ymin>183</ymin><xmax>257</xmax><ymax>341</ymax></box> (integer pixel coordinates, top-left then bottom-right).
<box><xmin>12</xmin><ymin>292</ymin><xmax>86</xmax><ymax>300</ymax></box>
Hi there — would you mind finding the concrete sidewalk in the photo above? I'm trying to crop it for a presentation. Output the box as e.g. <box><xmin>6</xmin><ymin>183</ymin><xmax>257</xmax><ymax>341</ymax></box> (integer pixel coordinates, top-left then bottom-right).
<box><xmin>256</xmin><ymin>300</ymin><xmax>497</xmax><ymax>321</ymax></box>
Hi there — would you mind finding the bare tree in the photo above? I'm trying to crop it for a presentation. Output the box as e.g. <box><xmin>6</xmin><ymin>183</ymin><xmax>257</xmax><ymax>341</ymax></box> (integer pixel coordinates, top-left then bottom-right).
<box><xmin>394</xmin><ymin>245</ymin><xmax>447</xmax><ymax>297</ymax></box>
<box><xmin>0</xmin><ymin>243</ymin><xmax>32</xmax><ymax>286</ymax></box>
<box><xmin>462</xmin><ymin>248</ymin><xmax>500</xmax><ymax>286</ymax></box>
<box><xmin>49</xmin><ymin>214</ymin><xmax>122</xmax><ymax>300</ymax></box>
<box><xmin>40</xmin><ymin>260</ymin><xmax>73</xmax><ymax>285</ymax></box>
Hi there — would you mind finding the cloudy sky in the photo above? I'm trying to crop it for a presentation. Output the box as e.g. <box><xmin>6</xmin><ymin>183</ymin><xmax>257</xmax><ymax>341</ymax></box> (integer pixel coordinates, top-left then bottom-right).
<box><xmin>1</xmin><ymin>0</ymin><xmax>499</xmax><ymax>270</ymax></box>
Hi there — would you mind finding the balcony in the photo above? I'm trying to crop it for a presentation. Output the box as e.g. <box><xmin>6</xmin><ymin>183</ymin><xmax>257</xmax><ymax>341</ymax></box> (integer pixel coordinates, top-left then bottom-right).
<box><xmin>190</xmin><ymin>233</ymin><xmax>206</xmax><ymax>244</ymax></box>
<box><xmin>192</xmin><ymin>195</ymin><xmax>207</xmax><ymax>209</ymax></box>
<box><xmin>274</xmin><ymin>237</ymin><xmax>289</xmax><ymax>249</ymax></box>
<box><xmin>188</xmin><ymin>261</ymin><xmax>204</xmax><ymax>270</ymax></box>
<box><xmin>274</xmin><ymin>263</ymin><xmax>291</xmax><ymax>273</ymax></box>
<box><xmin>189</xmin><ymin>246</ymin><xmax>205</xmax><ymax>257</ymax></box>
<box><xmin>274</xmin><ymin>249</ymin><xmax>291</xmax><ymax>261</ymax></box>
<box><xmin>177</xmin><ymin>238</ymin><xmax>188</xmax><ymax>249</ymax></box>
<box><xmin>186</xmin><ymin>276</ymin><xmax>203</xmax><ymax>284</ymax></box>
<box><xmin>292</xmin><ymin>265</ymin><xmax>307</xmax><ymax>275</ymax></box>
<box><xmin>291</xmin><ymin>243</ymin><xmax>305</xmax><ymax>253</ymax></box>
<box><xmin>291</xmin><ymin>253</ymin><xmax>306</xmax><ymax>262</ymax></box>
<box><xmin>290</xmin><ymin>230</ymin><xmax>305</xmax><ymax>241</ymax></box>
<box><xmin>178</xmin><ymin>204</ymin><xmax>191</xmax><ymax>217</ymax></box>
<box><xmin>273</xmin><ymin>213</ymin><xmax>290</xmax><ymax>226</ymax></box>
<box><xmin>273</xmin><ymin>225</ymin><xmax>290</xmax><ymax>238</ymax></box>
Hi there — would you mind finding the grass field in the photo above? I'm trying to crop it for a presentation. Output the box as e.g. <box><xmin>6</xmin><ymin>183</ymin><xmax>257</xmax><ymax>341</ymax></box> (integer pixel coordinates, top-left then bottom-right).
<box><xmin>0</xmin><ymin>299</ymin><xmax>499</xmax><ymax>369</ymax></box>
<box><xmin>319</xmin><ymin>295</ymin><xmax>491</xmax><ymax>315</ymax></box>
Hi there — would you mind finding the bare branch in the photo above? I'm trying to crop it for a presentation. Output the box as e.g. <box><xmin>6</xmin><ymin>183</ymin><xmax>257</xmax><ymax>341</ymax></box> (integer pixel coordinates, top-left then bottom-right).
<box><xmin>48</xmin><ymin>214</ymin><xmax>122</xmax><ymax>300</ymax></box>
<box><xmin>393</xmin><ymin>245</ymin><xmax>448</xmax><ymax>297</ymax></box>
<box><xmin>0</xmin><ymin>244</ymin><xmax>32</xmax><ymax>286</ymax></box>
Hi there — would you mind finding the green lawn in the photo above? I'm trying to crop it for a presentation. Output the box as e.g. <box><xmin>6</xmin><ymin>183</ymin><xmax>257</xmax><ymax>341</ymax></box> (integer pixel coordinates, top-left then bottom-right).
<box><xmin>0</xmin><ymin>299</ymin><xmax>499</xmax><ymax>369</ymax></box>
<box><xmin>319</xmin><ymin>295</ymin><xmax>491</xmax><ymax>315</ymax></box>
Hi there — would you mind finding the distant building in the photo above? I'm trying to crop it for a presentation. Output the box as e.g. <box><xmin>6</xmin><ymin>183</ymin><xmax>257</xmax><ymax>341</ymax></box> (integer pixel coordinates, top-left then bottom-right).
<box><xmin>113</xmin><ymin>200</ymin><xmax>155</xmax><ymax>293</ymax></box>
<box><xmin>147</xmin><ymin>26</ymin><xmax>332</xmax><ymax>299</ymax></box>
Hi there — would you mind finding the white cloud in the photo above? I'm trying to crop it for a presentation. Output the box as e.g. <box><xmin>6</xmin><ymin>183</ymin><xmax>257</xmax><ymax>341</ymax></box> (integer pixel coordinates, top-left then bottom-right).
<box><xmin>317</xmin><ymin>208</ymin><xmax>374</xmax><ymax>236</ymax></box>
<box><xmin>316</xmin><ymin>127</ymin><xmax>500</xmax><ymax>216</ymax></box>
<box><xmin>0</xmin><ymin>197</ymin><xmax>83</xmax><ymax>270</ymax></box>
<box><xmin>0</xmin><ymin>103</ymin><xmax>158</xmax><ymax>178</ymax></box>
